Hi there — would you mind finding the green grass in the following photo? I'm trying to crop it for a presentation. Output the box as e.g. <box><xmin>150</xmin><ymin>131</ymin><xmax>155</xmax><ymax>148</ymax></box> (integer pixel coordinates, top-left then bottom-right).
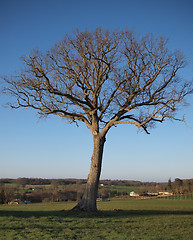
<box><xmin>102</xmin><ymin>185</ymin><xmax>140</xmax><ymax>194</ymax></box>
<box><xmin>0</xmin><ymin>199</ymin><xmax>193</xmax><ymax>239</ymax></box>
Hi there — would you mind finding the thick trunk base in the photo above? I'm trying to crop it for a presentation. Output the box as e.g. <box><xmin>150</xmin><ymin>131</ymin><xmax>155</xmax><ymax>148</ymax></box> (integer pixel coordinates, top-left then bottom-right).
<box><xmin>72</xmin><ymin>135</ymin><xmax>106</xmax><ymax>212</ymax></box>
<box><xmin>72</xmin><ymin>200</ymin><xmax>97</xmax><ymax>212</ymax></box>
<box><xmin>72</xmin><ymin>182</ymin><xmax>98</xmax><ymax>212</ymax></box>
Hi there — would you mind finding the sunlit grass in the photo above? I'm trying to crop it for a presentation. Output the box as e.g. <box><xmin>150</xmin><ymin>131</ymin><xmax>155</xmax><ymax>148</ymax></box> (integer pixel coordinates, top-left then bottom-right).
<box><xmin>0</xmin><ymin>199</ymin><xmax>193</xmax><ymax>239</ymax></box>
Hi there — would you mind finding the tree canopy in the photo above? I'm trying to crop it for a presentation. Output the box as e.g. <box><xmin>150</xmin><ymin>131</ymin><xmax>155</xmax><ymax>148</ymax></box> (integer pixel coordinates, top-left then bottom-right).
<box><xmin>3</xmin><ymin>28</ymin><xmax>192</xmax><ymax>135</ymax></box>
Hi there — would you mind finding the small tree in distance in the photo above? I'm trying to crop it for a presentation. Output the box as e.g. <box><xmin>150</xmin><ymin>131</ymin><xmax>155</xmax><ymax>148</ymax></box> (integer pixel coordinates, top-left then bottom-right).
<box><xmin>2</xmin><ymin>28</ymin><xmax>192</xmax><ymax>211</ymax></box>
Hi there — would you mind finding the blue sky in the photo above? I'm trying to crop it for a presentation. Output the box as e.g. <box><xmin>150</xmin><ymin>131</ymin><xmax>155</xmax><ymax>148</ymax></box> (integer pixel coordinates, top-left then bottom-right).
<box><xmin>0</xmin><ymin>0</ymin><xmax>193</xmax><ymax>182</ymax></box>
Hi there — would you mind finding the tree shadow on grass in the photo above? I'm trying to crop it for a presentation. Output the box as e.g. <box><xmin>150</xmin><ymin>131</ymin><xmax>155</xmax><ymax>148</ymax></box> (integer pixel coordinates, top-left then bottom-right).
<box><xmin>1</xmin><ymin>209</ymin><xmax>193</xmax><ymax>219</ymax></box>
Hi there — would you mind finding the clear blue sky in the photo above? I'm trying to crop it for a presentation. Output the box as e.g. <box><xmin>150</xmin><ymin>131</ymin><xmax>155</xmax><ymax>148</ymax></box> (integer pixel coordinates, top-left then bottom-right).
<box><xmin>0</xmin><ymin>0</ymin><xmax>193</xmax><ymax>182</ymax></box>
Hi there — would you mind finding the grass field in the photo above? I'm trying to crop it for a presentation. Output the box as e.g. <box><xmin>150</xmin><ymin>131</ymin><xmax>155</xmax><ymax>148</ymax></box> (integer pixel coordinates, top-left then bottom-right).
<box><xmin>101</xmin><ymin>185</ymin><xmax>140</xmax><ymax>194</ymax></box>
<box><xmin>0</xmin><ymin>199</ymin><xmax>193</xmax><ymax>239</ymax></box>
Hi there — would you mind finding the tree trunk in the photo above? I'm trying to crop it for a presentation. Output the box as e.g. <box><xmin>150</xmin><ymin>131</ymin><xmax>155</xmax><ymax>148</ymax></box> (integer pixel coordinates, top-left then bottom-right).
<box><xmin>73</xmin><ymin>133</ymin><xmax>106</xmax><ymax>212</ymax></box>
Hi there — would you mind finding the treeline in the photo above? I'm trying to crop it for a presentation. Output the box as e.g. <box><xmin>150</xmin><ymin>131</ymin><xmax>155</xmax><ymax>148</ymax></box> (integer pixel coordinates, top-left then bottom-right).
<box><xmin>0</xmin><ymin>178</ymin><xmax>155</xmax><ymax>187</ymax></box>
<box><xmin>1</xmin><ymin>178</ymin><xmax>193</xmax><ymax>204</ymax></box>
<box><xmin>100</xmin><ymin>179</ymin><xmax>156</xmax><ymax>187</ymax></box>
<box><xmin>138</xmin><ymin>178</ymin><xmax>193</xmax><ymax>195</ymax></box>
<box><xmin>0</xmin><ymin>178</ymin><xmax>155</xmax><ymax>204</ymax></box>
<box><xmin>166</xmin><ymin>178</ymin><xmax>193</xmax><ymax>194</ymax></box>
<box><xmin>0</xmin><ymin>183</ymin><xmax>86</xmax><ymax>204</ymax></box>
<box><xmin>0</xmin><ymin>178</ymin><xmax>87</xmax><ymax>186</ymax></box>
<box><xmin>0</xmin><ymin>183</ymin><xmax>126</xmax><ymax>204</ymax></box>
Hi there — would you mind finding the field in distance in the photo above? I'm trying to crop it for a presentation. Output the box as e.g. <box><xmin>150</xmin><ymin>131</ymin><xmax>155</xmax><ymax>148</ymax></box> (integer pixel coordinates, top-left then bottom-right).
<box><xmin>0</xmin><ymin>199</ymin><xmax>193</xmax><ymax>240</ymax></box>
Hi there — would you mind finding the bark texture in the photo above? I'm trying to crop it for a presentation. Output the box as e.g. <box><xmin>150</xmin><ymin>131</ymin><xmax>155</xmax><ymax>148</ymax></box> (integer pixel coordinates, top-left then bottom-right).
<box><xmin>73</xmin><ymin>134</ymin><xmax>106</xmax><ymax>212</ymax></box>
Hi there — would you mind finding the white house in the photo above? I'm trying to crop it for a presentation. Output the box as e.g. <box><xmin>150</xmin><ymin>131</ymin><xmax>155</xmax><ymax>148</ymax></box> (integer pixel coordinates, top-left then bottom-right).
<box><xmin>158</xmin><ymin>192</ymin><xmax>173</xmax><ymax>196</ymax></box>
<box><xmin>130</xmin><ymin>191</ymin><xmax>139</xmax><ymax>197</ymax></box>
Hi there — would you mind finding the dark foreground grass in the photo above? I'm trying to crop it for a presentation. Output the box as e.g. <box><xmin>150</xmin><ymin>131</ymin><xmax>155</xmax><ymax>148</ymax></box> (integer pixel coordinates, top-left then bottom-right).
<box><xmin>0</xmin><ymin>200</ymin><xmax>193</xmax><ymax>239</ymax></box>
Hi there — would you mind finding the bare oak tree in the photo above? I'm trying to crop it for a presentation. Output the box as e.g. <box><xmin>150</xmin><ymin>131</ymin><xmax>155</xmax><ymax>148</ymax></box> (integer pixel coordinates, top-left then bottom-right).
<box><xmin>2</xmin><ymin>28</ymin><xmax>192</xmax><ymax>211</ymax></box>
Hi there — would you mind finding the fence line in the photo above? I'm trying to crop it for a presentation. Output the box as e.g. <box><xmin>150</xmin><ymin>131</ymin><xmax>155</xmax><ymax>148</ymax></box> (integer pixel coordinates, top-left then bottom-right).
<box><xmin>161</xmin><ymin>193</ymin><xmax>193</xmax><ymax>200</ymax></box>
